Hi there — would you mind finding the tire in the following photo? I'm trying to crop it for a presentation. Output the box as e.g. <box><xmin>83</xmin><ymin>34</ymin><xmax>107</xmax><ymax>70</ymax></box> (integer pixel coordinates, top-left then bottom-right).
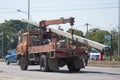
<box><xmin>75</xmin><ymin>68</ymin><xmax>80</xmax><ymax>71</ymax></box>
<box><xmin>40</xmin><ymin>54</ymin><xmax>50</xmax><ymax>72</ymax></box>
<box><xmin>67</xmin><ymin>61</ymin><xmax>75</xmax><ymax>72</ymax></box>
<box><xmin>6</xmin><ymin>59</ymin><xmax>9</xmax><ymax>65</ymax></box>
<box><xmin>67</xmin><ymin>60</ymin><xmax>80</xmax><ymax>72</ymax></box>
<box><xmin>20</xmin><ymin>56</ymin><xmax>28</xmax><ymax>70</ymax></box>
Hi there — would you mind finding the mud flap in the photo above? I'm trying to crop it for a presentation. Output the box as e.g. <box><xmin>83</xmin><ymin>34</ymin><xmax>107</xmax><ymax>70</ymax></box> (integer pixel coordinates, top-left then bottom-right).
<box><xmin>16</xmin><ymin>54</ymin><xmax>21</xmax><ymax>60</ymax></box>
<box><xmin>74</xmin><ymin>57</ymin><xmax>85</xmax><ymax>69</ymax></box>
<box><xmin>48</xmin><ymin>58</ymin><xmax>59</xmax><ymax>71</ymax></box>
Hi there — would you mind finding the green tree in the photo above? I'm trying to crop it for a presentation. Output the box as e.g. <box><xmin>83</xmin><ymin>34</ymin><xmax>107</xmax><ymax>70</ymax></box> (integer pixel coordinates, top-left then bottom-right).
<box><xmin>87</xmin><ymin>28</ymin><xmax>110</xmax><ymax>44</ymax></box>
<box><xmin>66</xmin><ymin>28</ymin><xmax>84</xmax><ymax>37</ymax></box>
<box><xmin>0</xmin><ymin>19</ymin><xmax>29</xmax><ymax>57</ymax></box>
<box><xmin>110</xmin><ymin>29</ymin><xmax>118</xmax><ymax>55</ymax></box>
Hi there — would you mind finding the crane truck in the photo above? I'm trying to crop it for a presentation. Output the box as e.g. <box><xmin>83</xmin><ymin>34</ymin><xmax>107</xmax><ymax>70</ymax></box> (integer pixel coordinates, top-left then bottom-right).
<box><xmin>16</xmin><ymin>17</ymin><xmax>109</xmax><ymax>72</ymax></box>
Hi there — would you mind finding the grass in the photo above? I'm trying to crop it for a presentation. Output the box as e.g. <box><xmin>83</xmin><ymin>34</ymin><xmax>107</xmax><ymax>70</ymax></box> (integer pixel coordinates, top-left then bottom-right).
<box><xmin>0</xmin><ymin>59</ymin><xmax>5</xmax><ymax>62</ymax></box>
<box><xmin>88</xmin><ymin>61</ymin><xmax>120</xmax><ymax>67</ymax></box>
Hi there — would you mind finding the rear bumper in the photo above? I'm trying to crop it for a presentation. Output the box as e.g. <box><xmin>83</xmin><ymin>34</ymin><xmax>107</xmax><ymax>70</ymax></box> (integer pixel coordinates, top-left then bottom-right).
<box><xmin>54</xmin><ymin>47</ymin><xmax>86</xmax><ymax>58</ymax></box>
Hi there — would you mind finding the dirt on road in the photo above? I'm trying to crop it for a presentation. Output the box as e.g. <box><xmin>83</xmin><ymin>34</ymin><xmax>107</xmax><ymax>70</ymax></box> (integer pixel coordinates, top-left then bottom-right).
<box><xmin>0</xmin><ymin>76</ymin><xmax>27</xmax><ymax>80</ymax></box>
<box><xmin>88</xmin><ymin>61</ymin><xmax>120</xmax><ymax>67</ymax></box>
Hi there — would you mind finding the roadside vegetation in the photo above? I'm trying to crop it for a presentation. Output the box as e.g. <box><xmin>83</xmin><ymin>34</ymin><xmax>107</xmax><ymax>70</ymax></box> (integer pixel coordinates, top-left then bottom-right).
<box><xmin>105</xmin><ymin>55</ymin><xmax>120</xmax><ymax>61</ymax></box>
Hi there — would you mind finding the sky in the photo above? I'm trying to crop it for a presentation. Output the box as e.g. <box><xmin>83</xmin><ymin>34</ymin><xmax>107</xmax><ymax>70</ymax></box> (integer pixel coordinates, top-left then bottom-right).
<box><xmin>0</xmin><ymin>0</ymin><xmax>119</xmax><ymax>33</ymax></box>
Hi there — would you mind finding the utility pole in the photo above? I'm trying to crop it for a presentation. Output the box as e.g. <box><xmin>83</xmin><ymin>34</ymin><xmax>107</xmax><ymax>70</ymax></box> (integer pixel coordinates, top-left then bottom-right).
<box><xmin>86</xmin><ymin>23</ymin><xmax>89</xmax><ymax>38</ymax></box>
<box><xmin>118</xmin><ymin>0</ymin><xmax>120</xmax><ymax>56</ymax></box>
<box><xmin>28</xmin><ymin>0</ymin><xmax>30</xmax><ymax>20</ymax></box>
<box><xmin>28</xmin><ymin>0</ymin><xmax>31</xmax><ymax>30</ymax></box>
<box><xmin>2</xmin><ymin>28</ymin><xmax>3</xmax><ymax>59</ymax></box>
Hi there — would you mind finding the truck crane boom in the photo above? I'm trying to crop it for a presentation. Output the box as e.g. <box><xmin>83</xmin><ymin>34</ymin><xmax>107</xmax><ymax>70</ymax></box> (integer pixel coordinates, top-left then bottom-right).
<box><xmin>21</xmin><ymin>18</ymin><xmax>108</xmax><ymax>51</ymax></box>
<box><xmin>39</xmin><ymin>17</ymin><xmax>74</xmax><ymax>27</ymax></box>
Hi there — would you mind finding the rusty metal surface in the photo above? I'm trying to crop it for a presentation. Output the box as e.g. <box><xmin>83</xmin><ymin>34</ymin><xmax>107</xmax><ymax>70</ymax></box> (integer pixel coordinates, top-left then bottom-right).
<box><xmin>39</xmin><ymin>17</ymin><xmax>74</xmax><ymax>27</ymax></box>
<box><xmin>56</xmin><ymin>48</ymin><xmax>73</xmax><ymax>53</ymax></box>
<box><xmin>16</xmin><ymin>42</ymin><xmax>27</xmax><ymax>55</ymax></box>
<box><xmin>55</xmin><ymin>47</ymin><xmax>87</xmax><ymax>57</ymax></box>
<box><xmin>28</xmin><ymin>44</ymin><xmax>55</xmax><ymax>53</ymax></box>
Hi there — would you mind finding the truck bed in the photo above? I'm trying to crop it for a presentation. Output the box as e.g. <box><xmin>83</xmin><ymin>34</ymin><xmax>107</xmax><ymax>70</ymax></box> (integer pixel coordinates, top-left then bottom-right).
<box><xmin>29</xmin><ymin>44</ymin><xmax>55</xmax><ymax>53</ymax></box>
<box><xmin>28</xmin><ymin>44</ymin><xmax>86</xmax><ymax>57</ymax></box>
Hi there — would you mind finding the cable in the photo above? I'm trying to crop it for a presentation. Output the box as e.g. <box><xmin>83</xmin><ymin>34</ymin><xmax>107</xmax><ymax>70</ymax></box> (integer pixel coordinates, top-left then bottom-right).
<box><xmin>0</xmin><ymin>6</ymin><xmax>117</xmax><ymax>14</ymax></box>
<box><xmin>0</xmin><ymin>2</ymin><xmax>118</xmax><ymax>10</ymax></box>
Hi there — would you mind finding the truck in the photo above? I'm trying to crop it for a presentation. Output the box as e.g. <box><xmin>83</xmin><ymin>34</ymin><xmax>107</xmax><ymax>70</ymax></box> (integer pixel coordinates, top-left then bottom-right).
<box><xmin>16</xmin><ymin>17</ymin><xmax>109</xmax><ymax>72</ymax></box>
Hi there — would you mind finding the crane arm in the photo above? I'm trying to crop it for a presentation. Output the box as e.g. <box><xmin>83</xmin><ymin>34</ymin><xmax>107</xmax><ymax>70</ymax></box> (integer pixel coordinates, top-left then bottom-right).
<box><xmin>39</xmin><ymin>17</ymin><xmax>74</xmax><ymax>27</ymax></box>
<box><xmin>21</xmin><ymin>18</ymin><xmax>109</xmax><ymax>51</ymax></box>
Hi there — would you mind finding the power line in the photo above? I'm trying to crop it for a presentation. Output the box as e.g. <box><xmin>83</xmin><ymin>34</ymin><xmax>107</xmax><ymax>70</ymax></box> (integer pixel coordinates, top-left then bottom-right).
<box><xmin>0</xmin><ymin>6</ymin><xmax>117</xmax><ymax>10</ymax></box>
<box><xmin>0</xmin><ymin>6</ymin><xmax>118</xmax><ymax>14</ymax></box>
<box><xmin>0</xmin><ymin>2</ymin><xmax>117</xmax><ymax>10</ymax></box>
<box><xmin>76</xmin><ymin>23</ymin><xmax>114</xmax><ymax>32</ymax></box>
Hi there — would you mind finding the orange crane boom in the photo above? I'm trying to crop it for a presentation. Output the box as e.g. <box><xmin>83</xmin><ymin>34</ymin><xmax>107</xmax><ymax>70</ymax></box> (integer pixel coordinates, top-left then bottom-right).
<box><xmin>39</xmin><ymin>17</ymin><xmax>74</xmax><ymax>27</ymax></box>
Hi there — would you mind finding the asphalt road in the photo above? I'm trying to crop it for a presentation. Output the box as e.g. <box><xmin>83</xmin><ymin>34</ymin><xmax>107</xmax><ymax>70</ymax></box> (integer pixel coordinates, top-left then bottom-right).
<box><xmin>0</xmin><ymin>62</ymin><xmax>120</xmax><ymax>80</ymax></box>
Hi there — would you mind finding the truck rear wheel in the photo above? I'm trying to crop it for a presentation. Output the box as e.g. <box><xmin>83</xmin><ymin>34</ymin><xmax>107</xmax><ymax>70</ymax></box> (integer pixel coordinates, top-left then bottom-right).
<box><xmin>40</xmin><ymin>54</ymin><xmax>50</xmax><ymax>72</ymax></box>
<box><xmin>20</xmin><ymin>55</ymin><xmax>28</xmax><ymax>70</ymax></box>
<box><xmin>67</xmin><ymin>60</ymin><xmax>80</xmax><ymax>72</ymax></box>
